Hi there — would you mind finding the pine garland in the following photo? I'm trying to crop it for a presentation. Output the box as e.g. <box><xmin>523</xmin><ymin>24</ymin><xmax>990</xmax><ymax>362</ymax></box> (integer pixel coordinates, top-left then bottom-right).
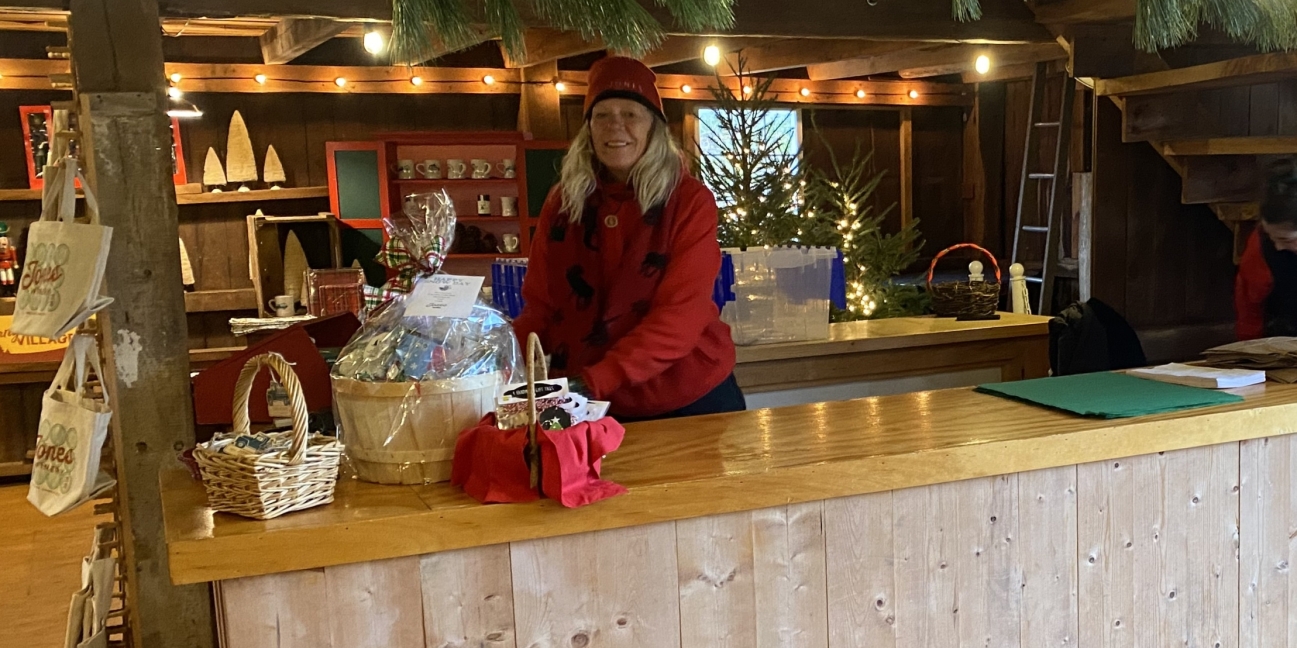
<box><xmin>390</xmin><ymin>0</ymin><xmax>734</xmax><ymax>64</ymax></box>
<box><xmin>951</xmin><ymin>0</ymin><xmax>1297</xmax><ymax>52</ymax></box>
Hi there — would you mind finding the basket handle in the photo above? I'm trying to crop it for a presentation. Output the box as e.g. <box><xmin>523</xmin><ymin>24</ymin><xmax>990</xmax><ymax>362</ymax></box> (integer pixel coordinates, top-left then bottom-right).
<box><xmin>231</xmin><ymin>352</ymin><xmax>310</xmax><ymax>465</ymax></box>
<box><xmin>925</xmin><ymin>243</ymin><xmax>1002</xmax><ymax>287</ymax></box>
<box><xmin>525</xmin><ymin>333</ymin><xmax>548</xmax><ymax>490</ymax></box>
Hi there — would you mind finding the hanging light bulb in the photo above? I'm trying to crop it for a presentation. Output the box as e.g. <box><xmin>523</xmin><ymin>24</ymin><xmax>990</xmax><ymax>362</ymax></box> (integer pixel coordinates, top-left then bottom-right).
<box><xmin>908</xmin><ymin>89</ymin><xmax>919</xmax><ymax>99</ymax></box>
<box><xmin>681</xmin><ymin>84</ymin><xmax>692</xmax><ymax>94</ymax></box>
<box><xmin>167</xmin><ymin>86</ymin><xmax>183</xmax><ymax>99</ymax></box>
<box><xmin>169</xmin><ymin>72</ymin><xmax>182</xmax><ymax>83</ymax></box>
<box><xmin>703</xmin><ymin>45</ymin><xmax>722</xmax><ymax>67</ymax></box>
<box><xmin>742</xmin><ymin>85</ymin><xmax>753</xmax><ymax>96</ymax></box>
<box><xmin>254</xmin><ymin>73</ymin><xmax>267</xmax><ymax>85</ymax></box>
<box><xmin>856</xmin><ymin>89</ymin><xmax>866</xmax><ymax>99</ymax></box>
<box><xmin>363</xmin><ymin>30</ymin><xmax>385</xmax><ymax>55</ymax></box>
<box><xmin>799</xmin><ymin>87</ymin><xmax>811</xmax><ymax>97</ymax></box>
<box><xmin>554</xmin><ymin>80</ymin><xmax>567</xmax><ymax>92</ymax></box>
<box><xmin>335</xmin><ymin>77</ymin><xmax>348</xmax><ymax>88</ymax></box>
<box><xmin>410</xmin><ymin>76</ymin><xmax>423</xmax><ymax>86</ymax></box>
<box><xmin>975</xmin><ymin>54</ymin><xmax>991</xmax><ymax>75</ymax></box>
<box><xmin>482</xmin><ymin>74</ymin><xmax>495</xmax><ymax>85</ymax></box>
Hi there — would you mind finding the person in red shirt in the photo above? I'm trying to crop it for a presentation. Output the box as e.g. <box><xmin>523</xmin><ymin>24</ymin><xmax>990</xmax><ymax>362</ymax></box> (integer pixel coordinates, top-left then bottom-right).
<box><xmin>512</xmin><ymin>56</ymin><xmax>743</xmax><ymax>420</ymax></box>
<box><xmin>1236</xmin><ymin>159</ymin><xmax>1297</xmax><ymax>340</ymax></box>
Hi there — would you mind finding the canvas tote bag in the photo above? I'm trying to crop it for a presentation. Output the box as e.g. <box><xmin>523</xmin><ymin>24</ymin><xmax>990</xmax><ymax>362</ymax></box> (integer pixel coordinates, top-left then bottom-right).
<box><xmin>28</xmin><ymin>334</ymin><xmax>116</xmax><ymax>516</ymax></box>
<box><xmin>11</xmin><ymin>156</ymin><xmax>113</xmax><ymax>338</ymax></box>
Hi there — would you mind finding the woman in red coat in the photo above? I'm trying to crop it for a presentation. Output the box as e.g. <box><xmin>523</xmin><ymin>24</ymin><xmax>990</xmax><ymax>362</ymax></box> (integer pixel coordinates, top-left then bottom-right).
<box><xmin>512</xmin><ymin>56</ymin><xmax>743</xmax><ymax>420</ymax></box>
<box><xmin>1236</xmin><ymin>160</ymin><xmax>1297</xmax><ymax>340</ymax></box>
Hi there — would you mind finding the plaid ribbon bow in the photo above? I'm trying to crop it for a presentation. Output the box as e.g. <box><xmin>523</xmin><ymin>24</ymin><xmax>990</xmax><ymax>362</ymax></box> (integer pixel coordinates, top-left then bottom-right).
<box><xmin>361</xmin><ymin>234</ymin><xmax>449</xmax><ymax>313</ymax></box>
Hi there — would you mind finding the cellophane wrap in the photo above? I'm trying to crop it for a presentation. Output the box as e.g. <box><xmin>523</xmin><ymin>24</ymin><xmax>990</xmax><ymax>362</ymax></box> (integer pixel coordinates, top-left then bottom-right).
<box><xmin>330</xmin><ymin>191</ymin><xmax>523</xmax><ymax>485</ymax></box>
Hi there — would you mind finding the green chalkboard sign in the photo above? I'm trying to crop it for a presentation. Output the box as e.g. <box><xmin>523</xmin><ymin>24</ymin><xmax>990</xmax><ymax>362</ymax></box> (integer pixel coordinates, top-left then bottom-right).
<box><xmin>525</xmin><ymin>148</ymin><xmax>566</xmax><ymax>217</ymax></box>
<box><xmin>334</xmin><ymin>149</ymin><xmax>383</xmax><ymax>220</ymax></box>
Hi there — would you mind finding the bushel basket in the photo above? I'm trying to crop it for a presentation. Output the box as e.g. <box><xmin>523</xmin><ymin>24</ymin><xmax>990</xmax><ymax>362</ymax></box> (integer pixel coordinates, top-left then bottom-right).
<box><xmin>927</xmin><ymin>243</ymin><xmax>1001</xmax><ymax>320</ymax></box>
<box><xmin>194</xmin><ymin>352</ymin><xmax>343</xmax><ymax>520</ymax></box>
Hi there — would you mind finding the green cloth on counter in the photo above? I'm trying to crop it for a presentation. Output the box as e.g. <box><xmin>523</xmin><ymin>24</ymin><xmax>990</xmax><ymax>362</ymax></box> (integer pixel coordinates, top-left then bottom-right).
<box><xmin>975</xmin><ymin>372</ymin><xmax>1244</xmax><ymax>419</ymax></box>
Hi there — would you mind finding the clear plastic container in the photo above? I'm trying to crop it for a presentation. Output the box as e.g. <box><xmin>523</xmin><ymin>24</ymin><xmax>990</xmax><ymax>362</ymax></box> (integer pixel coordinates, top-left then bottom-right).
<box><xmin>720</xmin><ymin>246</ymin><xmax>836</xmax><ymax>345</ymax></box>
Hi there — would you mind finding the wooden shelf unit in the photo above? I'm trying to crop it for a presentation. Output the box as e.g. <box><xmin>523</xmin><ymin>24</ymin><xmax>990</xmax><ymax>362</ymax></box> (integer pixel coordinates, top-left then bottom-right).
<box><xmin>0</xmin><ymin>186</ymin><xmax>328</xmax><ymax>204</ymax></box>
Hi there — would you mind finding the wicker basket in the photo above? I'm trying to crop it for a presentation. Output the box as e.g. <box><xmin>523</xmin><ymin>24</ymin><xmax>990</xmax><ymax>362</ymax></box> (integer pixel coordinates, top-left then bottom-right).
<box><xmin>927</xmin><ymin>243</ymin><xmax>1001</xmax><ymax>320</ymax></box>
<box><xmin>333</xmin><ymin>372</ymin><xmax>501</xmax><ymax>485</ymax></box>
<box><xmin>193</xmin><ymin>353</ymin><xmax>343</xmax><ymax>520</ymax></box>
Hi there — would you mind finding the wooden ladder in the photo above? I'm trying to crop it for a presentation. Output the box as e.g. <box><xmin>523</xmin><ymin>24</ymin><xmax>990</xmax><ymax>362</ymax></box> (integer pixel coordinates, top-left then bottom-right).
<box><xmin>1011</xmin><ymin>61</ymin><xmax>1076</xmax><ymax>315</ymax></box>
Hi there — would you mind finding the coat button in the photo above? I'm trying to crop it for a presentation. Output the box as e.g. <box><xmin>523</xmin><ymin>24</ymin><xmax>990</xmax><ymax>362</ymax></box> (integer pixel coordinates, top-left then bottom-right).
<box><xmin>604</xmin><ymin>214</ymin><xmax>619</xmax><ymax>228</ymax></box>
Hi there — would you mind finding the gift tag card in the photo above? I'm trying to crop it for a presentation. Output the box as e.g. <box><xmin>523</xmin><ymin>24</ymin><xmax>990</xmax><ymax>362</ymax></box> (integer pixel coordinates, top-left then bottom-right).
<box><xmin>404</xmin><ymin>275</ymin><xmax>485</xmax><ymax>318</ymax></box>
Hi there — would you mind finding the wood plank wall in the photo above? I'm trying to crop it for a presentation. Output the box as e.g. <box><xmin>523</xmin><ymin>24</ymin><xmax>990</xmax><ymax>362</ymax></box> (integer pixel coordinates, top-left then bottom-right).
<box><xmin>217</xmin><ymin>434</ymin><xmax>1297</xmax><ymax>648</ymax></box>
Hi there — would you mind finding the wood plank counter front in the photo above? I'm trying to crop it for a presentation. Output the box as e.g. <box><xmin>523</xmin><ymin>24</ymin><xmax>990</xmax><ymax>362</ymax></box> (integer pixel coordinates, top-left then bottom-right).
<box><xmin>164</xmin><ymin>381</ymin><xmax>1297</xmax><ymax>648</ymax></box>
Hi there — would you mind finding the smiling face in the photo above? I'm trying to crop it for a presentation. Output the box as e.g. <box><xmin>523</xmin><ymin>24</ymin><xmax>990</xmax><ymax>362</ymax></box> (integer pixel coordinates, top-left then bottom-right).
<box><xmin>589</xmin><ymin>98</ymin><xmax>654</xmax><ymax>182</ymax></box>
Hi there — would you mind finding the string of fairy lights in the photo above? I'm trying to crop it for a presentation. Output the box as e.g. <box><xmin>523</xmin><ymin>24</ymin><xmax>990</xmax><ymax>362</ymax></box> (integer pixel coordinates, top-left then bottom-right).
<box><xmin>141</xmin><ymin>32</ymin><xmax>995</xmax><ymax>116</ymax></box>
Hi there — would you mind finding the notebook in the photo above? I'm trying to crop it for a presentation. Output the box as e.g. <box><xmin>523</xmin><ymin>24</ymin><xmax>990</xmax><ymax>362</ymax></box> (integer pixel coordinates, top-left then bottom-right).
<box><xmin>975</xmin><ymin>372</ymin><xmax>1245</xmax><ymax>419</ymax></box>
<box><xmin>1128</xmin><ymin>363</ymin><xmax>1265</xmax><ymax>389</ymax></box>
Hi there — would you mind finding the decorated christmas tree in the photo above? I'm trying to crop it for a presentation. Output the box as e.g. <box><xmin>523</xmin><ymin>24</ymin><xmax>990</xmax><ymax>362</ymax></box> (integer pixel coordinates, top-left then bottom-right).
<box><xmin>695</xmin><ymin>61</ymin><xmax>926</xmax><ymax>320</ymax></box>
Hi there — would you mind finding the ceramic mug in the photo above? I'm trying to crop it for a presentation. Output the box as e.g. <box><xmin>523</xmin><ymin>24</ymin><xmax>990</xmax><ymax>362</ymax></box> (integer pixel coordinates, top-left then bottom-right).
<box><xmin>500</xmin><ymin>233</ymin><xmax>520</xmax><ymax>254</ymax></box>
<box><xmin>268</xmin><ymin>295</ymin><xmax>294</xmax><ymax>318</ymax></box>
<box><xmin>500</xmin><ymin>195</ymin><xmax>518</xmax><ymax>217</ymax></box>
<box><xmin>417</xmin><ymin>159</ymin><xmax>441</xmax><ymax>179</ymax></box>
<box><xmin>498</xmin><ymin>159</ymin><xmax>517</xmax><ymax>178</ymax></box>
<box><xmin>471</xmin><ymin>158</ymin><xmax>492</xmax><ymax>179</ymax></box>
<box><xmin>447</xmin><ymin>159</ymin><xmax>467</xmax><ymax>179</ymax></box>
<box><xmin>396</xmin><ymin>159</ymin><xmax>415</xmax><ymax>180</ymax></box>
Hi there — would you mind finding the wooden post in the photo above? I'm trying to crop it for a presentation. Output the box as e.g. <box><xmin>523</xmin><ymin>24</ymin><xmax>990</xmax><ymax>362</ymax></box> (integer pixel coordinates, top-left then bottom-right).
<box><xmin>963</xmin><ymin>93</ymin><xmax>986</xmax><ymax>245</ymax></box>
<box><xmin>68</xmin><ymin>1</ymin><xmax>216</xmax><ymax>647</ymax></box>
<box><xmin>1089</xmin><ymin>96</ymin><xmax>1129</xmax><ymax>314</ymax></box>
<box><xmin>899</xmin><ymin>107</ymin><xmax>914</xmax><ymax>231</ymax></box>
<box><xmin>518</xmin><ymin>61</ymin><xmax>565</xmax><ymax>140</ymax></box>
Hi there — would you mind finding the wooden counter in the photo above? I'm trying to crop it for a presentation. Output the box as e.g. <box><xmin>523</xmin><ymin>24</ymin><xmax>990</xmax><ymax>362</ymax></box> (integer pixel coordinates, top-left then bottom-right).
<box><xmin>733</xmin><ymin>312</ymin><xmax>1051</xmax><ymax>407</ymax></box>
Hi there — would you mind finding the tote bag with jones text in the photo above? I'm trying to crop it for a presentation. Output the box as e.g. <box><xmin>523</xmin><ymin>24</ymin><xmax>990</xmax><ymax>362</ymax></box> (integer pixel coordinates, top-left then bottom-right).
<box><xmin>11</xmin><ymin>156</ymin><xmax>113</xmax><ymax>339</ymax></box>
<box><xmin>27</xmin><ymin>334</ymin><xmax>116</xmax><ymax>517</ymax></box>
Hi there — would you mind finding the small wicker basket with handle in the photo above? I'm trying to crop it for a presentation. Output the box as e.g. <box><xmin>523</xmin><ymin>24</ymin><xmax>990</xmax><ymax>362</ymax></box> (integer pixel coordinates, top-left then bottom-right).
<box><xmin>926</xmin><ymin>243</ymin><xmax>1001</xmax><ymax>320</ymax></box>
<box><xmin>194</xmin><ymin>352</ymin><xmax>343</xmax><ymax>520</ymax></box>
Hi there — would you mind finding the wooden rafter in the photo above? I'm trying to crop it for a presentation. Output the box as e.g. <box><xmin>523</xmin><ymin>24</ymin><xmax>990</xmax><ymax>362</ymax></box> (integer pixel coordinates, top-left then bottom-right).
<box><xmin>1160</xmin><ymin>137</ymin><xmax>1297</xmax><ymax>156</ymax></box>
<box><xmin>723</xmin><ymin>39</ymin><xmax>924</xmax><ymax>75</ymax></box>
<box><xmin>632</xmin><ymin>36</ymin><xmax>764</xmax><ymax>68</ymax></box>
<box><xmin>808</xmin><ymin>42</ymin><xmax>1064</xmax><ymax>81</ymax></box>
<box><xmin>1027</xmin><ymin>0</ymin><xmax>1136</xmax><ymax>24</ymax></box>
<box><xmin>501</xmin><ymin>28</ymin><xmax>603</xmax><ymax>68</ymax></box>
<box><xmin>1096</xmin><ymin>51</ymin><xmax>1297</xmax><ymax>97</ymax></box>
<box><xmin>259</xmin><ymin>17</ymin><xmax>348</xmax><ymax>64</ymax></box>
<box><xmin>558</xmin><ymin>70</ymin><xmax>972</xmax><ymax>106</ymax></box>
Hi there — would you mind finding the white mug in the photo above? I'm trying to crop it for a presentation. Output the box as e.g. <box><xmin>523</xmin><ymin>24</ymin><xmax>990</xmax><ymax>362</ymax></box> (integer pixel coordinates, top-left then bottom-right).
<box><xmin>417</xmin><ymin>159</ymin><xmax>441</xmax><ymax>179</ymax></box>
<box><xmin>501</xmin><ymin>195</ymin><xmax>518</xmax><ymax>217</ymax></box>
<box><xmin>498</xmin><ymin>159</ymin><xmax>516</xmax><ymax>178</ymax></box>
<box><xmin>268</xmin><ymin>295</ymin><xmax>293</xmax><ymax>317</ymax></box>
<box><xmin>396</xmin><ymin>159</ymin><xmax>415</xmax><ymax>180</ymax></box>
<box><xmin>471</xmin><ymin>158</ymin><xmax>491</xmax><ymax>179</ymax></box>
<box><xmin>500</xmin><ymin>233</ymin><xmax>520</xmax><ymax>254</ymax></box>
<box><xmin>447</xmin><ymin>159</ymin><xmax>467</xmax><ymax>179</ymax></box>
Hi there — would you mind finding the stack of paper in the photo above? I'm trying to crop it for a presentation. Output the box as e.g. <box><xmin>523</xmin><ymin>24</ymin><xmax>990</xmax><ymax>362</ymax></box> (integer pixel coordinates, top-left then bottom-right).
<box><xmin>1129</xmin><ymin>363</ymin><xmax>1265</xmax><ymax>389</ymax></box>
<box><xmin>1202</xmin><ymin>337</ymin><xmax>1297</xmax><ymax>383</ymax></box>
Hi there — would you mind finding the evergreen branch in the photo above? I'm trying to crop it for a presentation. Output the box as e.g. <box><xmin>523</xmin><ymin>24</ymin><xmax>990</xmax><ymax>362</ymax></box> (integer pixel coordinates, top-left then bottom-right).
<box><xmin>485</xmin><ymin>0</ymin><xmax>527</xmax><ymax>61</ymax></box>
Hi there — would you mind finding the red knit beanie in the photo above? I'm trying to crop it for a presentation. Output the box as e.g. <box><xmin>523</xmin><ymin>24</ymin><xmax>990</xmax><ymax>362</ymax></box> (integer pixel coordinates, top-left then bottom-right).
<box><xmin>583</xmin><ymin>56</ymin><xmax>665</xmax><ymax>121</ymax></box>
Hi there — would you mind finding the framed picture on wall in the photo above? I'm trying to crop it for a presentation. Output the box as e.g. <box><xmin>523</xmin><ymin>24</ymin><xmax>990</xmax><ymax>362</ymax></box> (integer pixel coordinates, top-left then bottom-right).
<box><xmin>19</xmin><ymin>105</ymin><xmax>188</xmax><ymax>189</ymax></box>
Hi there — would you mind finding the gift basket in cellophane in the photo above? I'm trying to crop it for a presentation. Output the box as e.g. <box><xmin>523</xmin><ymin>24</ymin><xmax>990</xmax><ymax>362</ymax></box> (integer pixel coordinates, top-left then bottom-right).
<box><xmin>331</xmin><ymin>191</ymin><xmax>522</xmax><ymax>485</ymax></box>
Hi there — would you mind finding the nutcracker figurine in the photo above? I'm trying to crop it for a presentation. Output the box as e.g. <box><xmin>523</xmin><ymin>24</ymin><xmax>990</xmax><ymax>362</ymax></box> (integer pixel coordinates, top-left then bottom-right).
<box><xmin>0</xmin><ymin>223</ymin><xmax>16</xmax><ymax>296</ymax></box>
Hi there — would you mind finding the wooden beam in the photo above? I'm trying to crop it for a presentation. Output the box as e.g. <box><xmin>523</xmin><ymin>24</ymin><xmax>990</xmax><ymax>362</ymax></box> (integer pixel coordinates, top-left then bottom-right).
<box><xmin>1161</xmin><ymin>136</ymin><xmax>1297</xmax><ymax>156</ymax></box>
<box><xmin>1180</xmin><ymin>156</ymin><xmax>1261</xmax><ymax>204</ymax></box>
<box><xmin>1121</xmin><ymin>90</ymin><xmax>1243</xmax><ymax>143</ymax></box>
<box><xmin>1213</xmin><ymin>202</ymin><xmax>1261</xmax><ymax>222</ymax></box>
<box><xmin>1029</xmin><ymin>0</ymin><xmax>1137</xmax><ymax>24</ymax></box>
<box><xmin>1066</xmin><ymin>23</ymin><xmax>1138</xmax><ymax>79</ymax></box>
<box><xmin>502</xmin><ymin>29</ymin><xmax>603</xmax><ymax>68</ymax></box>
<box><xmin>900</xmin><ymin>107</ymin><xmax>914</xmax><ymax>231</ymax></box>
<box><xmin>258</xmin><ymin>17</ymin><xmax>348</xmax><ymax>64</ymax></box>
<box><xmin>809</xmin><ymin>43</ymin><xmax>1064</xmax><ymax>80</ymax></box>
<box><xmin>69</xmin><ymin>2</ymin><xmax>215</xmax><ymax>648</ymax></box>
<box><xmin>900</xmin><ymin>43</ymin><xmax>1068</xmax><ymax>79</ymax></box>
<box><xmin>1096</xmin><ymin>51</ymin><xmax>1297</xmax><ymax>97</ymax></box>
<box><xmin>724</xmin><ymin>39</ymin><xmax>923</xmax><ymax>75</ymax></box>
<box><xmin>558</xmin><ymin>70</ymin><xmax>974</xmax><ymax>107</ymax></box>
<box><xmin>961</xmin><ymin>59</ymin><xmax>1065</xmax><ymax>83</ymax></box>
<box><xmin>963</xmin><ymin>93</ymin><xmax>986</xmax><ymax>244</ymax></box>
<box><xmin>140</xmin><ymin>0</ymin><xmax>1053</xmax><ymax>43</ymax></box>
<box><xmin>1090</xmin><ymin>94</ymin><xmax>1129</xmax><ymax>314</ymax></box>
<box><xmin>633</xmin><ymin>36</ymin><xmax>763</xmax><ymax>68</ymax></box>
<box><xmin>518</xmin><ymin>61</ymin><xmax>564</xmax><ymax>139</ymax></box>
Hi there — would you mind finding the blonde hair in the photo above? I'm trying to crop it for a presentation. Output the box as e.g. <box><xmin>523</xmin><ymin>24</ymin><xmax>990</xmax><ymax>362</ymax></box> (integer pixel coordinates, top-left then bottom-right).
<box><xmin>558</xmin><ymin>118</ymin><xmax>684</xmax><ymax>223</ymax></box>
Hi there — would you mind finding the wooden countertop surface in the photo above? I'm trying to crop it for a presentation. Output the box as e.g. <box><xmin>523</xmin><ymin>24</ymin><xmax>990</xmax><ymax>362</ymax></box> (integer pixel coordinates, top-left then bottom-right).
<box><xmin>163</xmin><ymin>378</ymin><xmax>1297</xmax><ymax>585</ymax></box>
<box><xmin>733</xmin><ymin>312</ymin><xmax>1051</xmax><ymax>363</ymax></box>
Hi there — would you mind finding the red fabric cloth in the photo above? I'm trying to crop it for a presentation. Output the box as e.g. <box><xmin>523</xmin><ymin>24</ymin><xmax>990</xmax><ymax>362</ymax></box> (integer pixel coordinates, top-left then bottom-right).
<box><xmin>511</xmin><ymin>174</ymin><xmax>736</xmax><ymax>419</ymax></box>
<box><xmin>583</xmin><ymin>56</ymin><xmax>664</xmax><ymax>119</ymax></box>
<box><xmin>451</xmin><ymin>415</ymin><xmax>627</xmax><ymax>507</ymax></box>
<box><xmin>1236</xmin><ymin>228</ymin><xmax>1272</xmax><ymax>340</ymax></box>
